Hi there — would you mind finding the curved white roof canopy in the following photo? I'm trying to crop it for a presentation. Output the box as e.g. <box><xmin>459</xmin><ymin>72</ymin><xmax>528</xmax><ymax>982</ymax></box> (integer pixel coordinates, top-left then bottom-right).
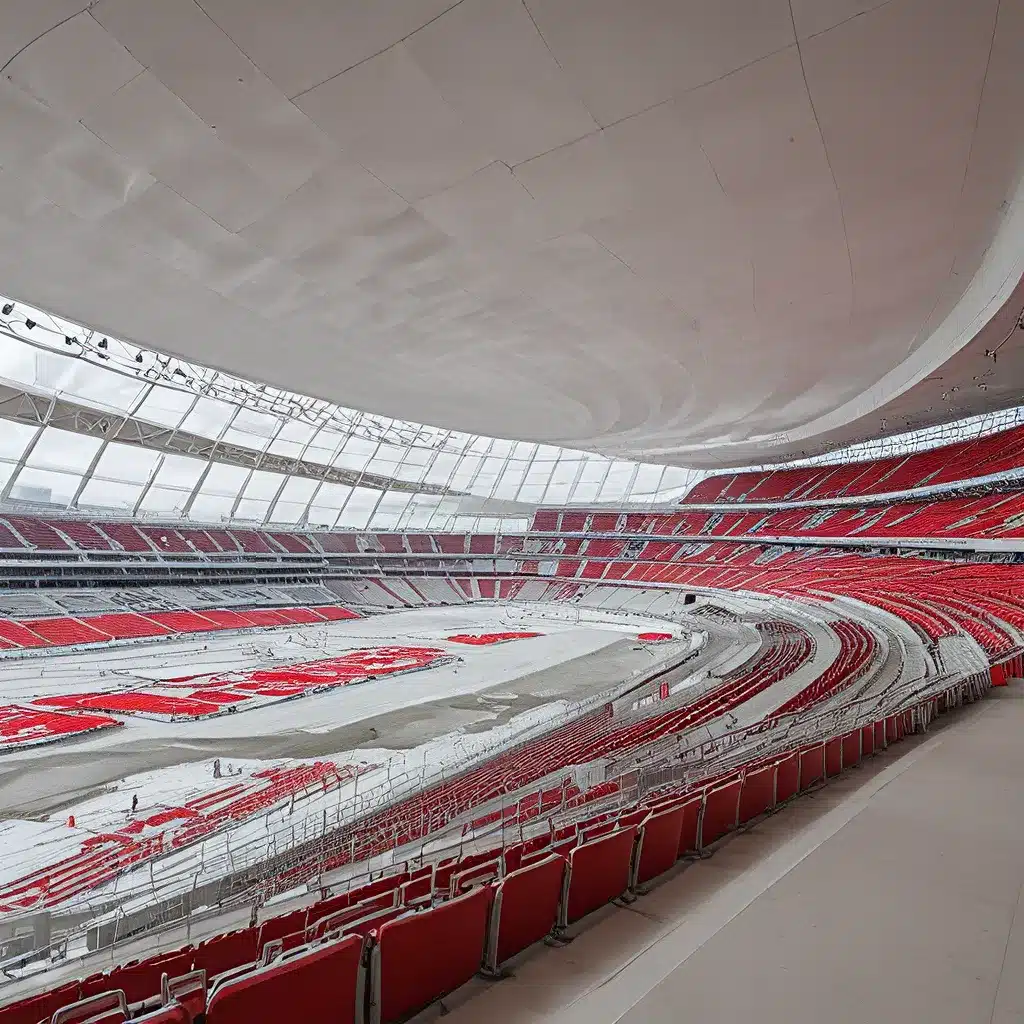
<box><xmin>0</xmin><ymin>307</ymin><xmax>702</xmax><ymax>528</ymax></box>
<box><xmin>0</xmin><ymin>0</ymin><xmax>1023</xmax><ymax>468</ymax></box>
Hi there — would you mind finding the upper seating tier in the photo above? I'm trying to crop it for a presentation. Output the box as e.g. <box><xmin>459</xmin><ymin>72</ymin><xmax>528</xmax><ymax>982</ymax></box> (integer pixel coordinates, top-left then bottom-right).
<box><xmin>681</xmin><ymin>422</ymin><xmax>1024</xmax><ymax>504</ymax></box>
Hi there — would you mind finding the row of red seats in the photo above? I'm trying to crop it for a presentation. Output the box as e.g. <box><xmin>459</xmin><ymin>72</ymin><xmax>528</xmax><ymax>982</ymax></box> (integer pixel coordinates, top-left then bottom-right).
<box><xmin>0</xmin><ymin>517</ymin><xmax>320</xmax><ymax>556</ymax></box>
<box><xmin>36</xmin><ymin>692</ymin><xmax>237</xmax><ymax>718</ymax></box>
<box><xmin>3</xmin><ymin>485</ymin><xmax>1024</xmax><ymax>571</ymax></box>
<box><xmin>0</xmin><ymin>705</ymin><xmax>121</xmax><ymax>748</ymax></box>
<box><xmin>680</xmin><ymin>420</ymin><xmax>1024</xmax><ymax>503</ymax></box>
<box><xmin>0</xmin><ymin>605</ymin><xmax>358</xmax><ymax>652</ymax></box>
<box><xmin>0</xmin><ymin>763</ymin><xmax>355</xmax><ymax>914</ymax></box>
<box><xmin>525</xmin><ymin>492</ymin><xmax>1024</xmax><ymax>544</ymax></box>
<box><xmin>770</xmin><ymin>621</ymin><xmax>876</xmax><ymax>717</ymax></box>
<box><xmin>5</xmin><ymin>688</ymin><xmax>956</xmax><ymax>1024</ymax></box>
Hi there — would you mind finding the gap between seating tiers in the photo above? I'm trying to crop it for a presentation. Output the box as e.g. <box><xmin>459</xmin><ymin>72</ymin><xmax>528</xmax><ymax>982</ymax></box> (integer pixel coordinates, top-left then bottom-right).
<box><xmin>0</xmin><ymin>678</ymin><xmax>983</xmax><ymax>1024</ymax></box>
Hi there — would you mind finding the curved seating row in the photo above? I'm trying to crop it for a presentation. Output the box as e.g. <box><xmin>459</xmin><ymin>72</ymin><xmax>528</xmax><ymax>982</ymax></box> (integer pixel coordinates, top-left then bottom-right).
<box><xmin>0</xmin><ymin>605</ymin><xmax>358</xmax><ymax>653</ymax></box>
<box><xmin>529</xmin><ymin>493</ymin><xmax>1024</xmax><ymax>544</ymax></box>
<box><xmin>680</xmin><ymin>422</ymin><xmax>1024</xmax><ymax>503</ymax></box>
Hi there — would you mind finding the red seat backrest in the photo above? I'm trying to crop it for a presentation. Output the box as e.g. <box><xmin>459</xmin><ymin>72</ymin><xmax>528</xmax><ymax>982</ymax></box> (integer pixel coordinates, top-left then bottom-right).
<box><xmin>738</xmin><ymin>763</ymin><xmax>776</xmax><ymax>824</ymax></box>
<box><xmin>257</xmin><ymin>910</ymin><xmax>307</xmax><ymax>954</ymax></box>
<box><xmin>309</xmin><ymin>890</ymin><xmax>398</xmax><ymax>940</ymax></box>
<box><xmin>634</xmin><ymin>807</ymin><xmax>683</xmax><ymax>887</ymax></box>
<box><xmin>452</xmin><ymin>848</ymin><xmax>501</xmax><ymax>875</ymax></box>
<box><xmin>193</xmin><ymin>928</ymin><xmax>259</xmax><ymax>980</ymax></box>
<box><xmin>375</xmin><ymin>886</ymin><xmax>492</xmax><ymax>1024</ymax></box>
<box><xmin>617</xmin><ymin>808</ymin><xmax>649</xmax><ymax>830</ymax></box>
<box><xmin>520</xmin><ymin>834</ymin><xmax>552</xmax><ymax>857</ymax></box>
<box><xmin>579</xmin><ymin>819</ymin><xmax>616</xmax><ymax>843</ymax></box>
<box><xmin>0</xmin><ymin>981</ymin><xmax>80</xmax><ymax>1024</ymax></box>
<box><xmin>562</xmin><ymin>826</ymin><xmax>637</xmax><ymax>926</ymax></box>
<box><xmin>399</xmin><ymin>871</ymin><xmax>433</xmax><ymax>905</ymax></box>
<box><xmin>105</xmin><ymin>946</ymin><xmax>193</xmax><ymax>1004</ymax></box>
<box><xmin>699</xmin><ymin>777</ymin><xmax>742</xmax><ymax>847</ymax></box>
<box><xmin>206</xmin><ymin>934</ymin><xmax>363</xmax><ymax>1024</ymax></box>
<box><xmin>432</xmin><ymin>857</ymin><xmax>459</xmax><ymax>893</ymax></box>
<box><xmin>485</xmin><ymin>854</ymin><xmax>565</xmax><ymax>972</ymax></box>
<box><xmin>52</xmin><ymin>990</ymin><xmax>128</xmax><ymax>1024</ymax></box>
<box><xmin>307</xmin><ymin>872</ymin><xmax>408</xmax><ymax>934</ymax></box>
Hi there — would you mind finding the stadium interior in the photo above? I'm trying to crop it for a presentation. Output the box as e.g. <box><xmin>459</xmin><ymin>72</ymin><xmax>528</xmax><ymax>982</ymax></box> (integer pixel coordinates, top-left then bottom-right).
<box><xmin>1</xmin><ymin>3</ymin><xmax>1024</xmax><ymax>1024</ymax></box>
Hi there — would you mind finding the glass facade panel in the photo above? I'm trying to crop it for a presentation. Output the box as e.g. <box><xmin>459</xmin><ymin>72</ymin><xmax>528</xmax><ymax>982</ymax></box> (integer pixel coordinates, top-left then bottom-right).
<box><xmin>24</xmin><ymin>428</ymin><xmax>101</xmax><ymax>473</ymax></box>
<box><xmin>78</xmin><ymin>476</ymin><xmax>145</xmax><ymax>511</ymax></box>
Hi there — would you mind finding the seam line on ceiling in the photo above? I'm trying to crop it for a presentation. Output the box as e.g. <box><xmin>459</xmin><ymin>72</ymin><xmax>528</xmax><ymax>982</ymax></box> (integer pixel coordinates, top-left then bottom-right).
<box><xmin>949</xmin><ymin>0</ymin><xmax>1003</xmax><ymax>269</ymax></box>
<box><xmin>519</xmin><ymin>0</ymin><xmax>601</xmax><ymax>132</ymax></box>
<box><xmin>189</xmin><ymin>0</ymin><xmax>414</xmax><ymax>207</ymax></box>
<box><xmin>286</xmin><ymin>1</ymin><xmax>469</xmax><ymax>103</ymax></box>
<box><xmin>799</xmin><ymin>0</ymin><xmax>897</xmax><ymax>44</ymax></box>
<box><xmin>787</xmin><ymin>0</ymin><xmax>856</xmax><ymax>326</ymax></box>
<box><xmin>0</xmin><ymin>4</ymin><xmax>94</xmax><ymax>75</ymax></box>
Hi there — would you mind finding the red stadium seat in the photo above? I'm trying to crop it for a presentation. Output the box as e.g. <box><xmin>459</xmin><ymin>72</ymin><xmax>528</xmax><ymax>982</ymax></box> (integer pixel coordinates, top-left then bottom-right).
<box><xmin>737</xmin><ymin>763</ymin><xmax>776</xmax><ymax>824</ymax></box>
<box><xmin>194</xmin><ymin>928</ymin><xmax>260</xmax><ymax>980</ymax></box>
<box><xmin>799</xmin><ymin>744</ymin><xmax>826</xmax><ymax>789</ymax></box>
<box><xmin>676</xmin><ymin>792</ymin><xmax>704</xmax><ymax>857</ymax></box>
<box><xmin>25</xmin><ymin>617</ymin><xmax>108</xmax><ymax>645</ymax></box>
<box><xmin>372</xmin><ymin>887</ymin><xmax>492</xmax><ymax>1024</ymax></box>
<box><xmin>841</xmin><ymin>730</ymin><xmax>861</xmax><ymax>769</ymax></box>
<box><xmin>698</xmin><ymin>777</ymin><xmax>741</xmax><ymax>849</ymax></box>
<box><xmin>775</xmin><ymin>752</ymin><xmax>800</xmax><ymax>803</ymax></box>
<box><xmin>4</xmin><ymin>516</ymin><xmax>71</xmax><ymax>551</ymax></box>
<box><xmin>483</xmin><ymin>853</ymin><xmax>565</xmax><ymax>973</ymax></box>
<box><xmin>257</xmin><ymin>910</ymin><xmax>308</xmax><ymax>956</ymax></box>
<box><xmin>0</xmin><ymin>981</ymin><xmax>80</xmax><ymax>1024</ymax></box>
<box><xmin>825</xmin><ymin>737</ymin><xmax>843</xmax><ymax>778</ymax></box>
<box><xmin>101</xmin><ymin>946</ymin><xmax>193</xmax><ymax>1004</ymax></box>
<box><xmin>206</xmin><ymin>934</ymin><xmax>362</xmax><ymax>1024</ymax></box>
<box><xmin>559</xmin><ymin>826</ymin><xmax>637</xmax><ymax>927</ymax></box>
<box><xmin>309</xmin><ymin>890</ymin><xmax>401</xmax><ymax>941</ymax></box>
<box><xmin>633</xmin><ymin>806</ymin><xmax>685</xmax><ymax>887</ymax></box>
